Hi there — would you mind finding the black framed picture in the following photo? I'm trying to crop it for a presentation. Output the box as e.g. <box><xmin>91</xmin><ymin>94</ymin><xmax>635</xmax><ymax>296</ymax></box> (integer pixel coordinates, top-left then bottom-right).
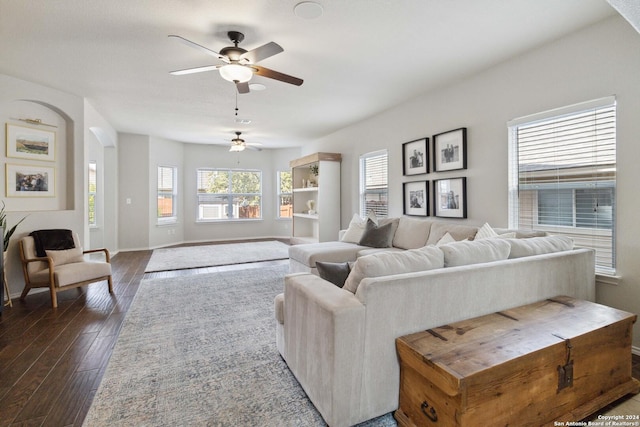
<box><xmin>403</xmin><ymin>181</ymin><xmax>429</xmax><ymax>216</ymax></box>
<box><xmin>433</xmin><ymin>177</ymin><xmax>466</xmax><ymax>218</ymax></box>
<box><xmin>402</xmin><ymin>138</ymin><xmax>428</xmax><ymax>175</ymax></box>
<box><xmin>433</xmin><ymin>127</ymin><xmax>467</xmax><ymax>172</ymax></box>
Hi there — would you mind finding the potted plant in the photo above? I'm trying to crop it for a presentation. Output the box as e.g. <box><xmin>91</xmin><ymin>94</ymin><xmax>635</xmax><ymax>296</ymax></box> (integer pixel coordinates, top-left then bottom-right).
<box><xmin>0</xmin><ymin>201</ymin><xmax>27</xmax><ymax>252</ymax></box>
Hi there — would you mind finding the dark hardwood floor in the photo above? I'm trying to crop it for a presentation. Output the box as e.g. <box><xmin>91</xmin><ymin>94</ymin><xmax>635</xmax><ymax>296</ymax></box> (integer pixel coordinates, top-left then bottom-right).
<box><xmin>0</xmin><ymin>248</ymin><xmax>638</xmax><ymax>426</ymax></box>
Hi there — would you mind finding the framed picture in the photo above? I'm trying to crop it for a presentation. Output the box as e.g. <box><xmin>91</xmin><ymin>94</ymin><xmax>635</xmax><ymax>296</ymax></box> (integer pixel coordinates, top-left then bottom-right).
<box><xmin>6</xmin><ymin>164</ymin><xmax>55</xmax><ymax>197</ymax></box>
<box><xmin>433</xmin><ymin>177</ymin><xmax>466</xmax><ymax>218</ymax></box>
<box><xmin>5</xmin><ymin>123</ymin><xmax>55</xmax><ymax>161</ymax></box>
<box><xmin>403</xmin><ymin>180</ymin><xmax>429</xmax><ymax>216</ymax></box>
<box><xmin>433</xmin><ymin>127</ymin><xmax>466</xmax><ymax>172</ymax></box>
<box><xmin>402</xmin><ymin>138</ymin><xmax>428</xmax><ymax>175</ymax></box>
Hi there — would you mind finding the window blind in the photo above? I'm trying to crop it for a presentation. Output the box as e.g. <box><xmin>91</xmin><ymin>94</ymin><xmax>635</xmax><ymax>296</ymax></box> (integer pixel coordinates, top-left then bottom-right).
<box><xmin>360</xmin><ymin>150</ymin><xmax>388</xmax><ymax>218</ymax></box>
<box><xmin>508</xmin><ymin>97</ymin><xmax>616</xmax><ymax>273</ymax></box>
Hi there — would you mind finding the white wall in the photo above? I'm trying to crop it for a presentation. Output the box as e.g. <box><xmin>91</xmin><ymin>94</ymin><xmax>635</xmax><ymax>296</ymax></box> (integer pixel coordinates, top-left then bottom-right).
<box><xmin>118</xmin><ymin>133</ymin><xmax>150</xmax><ymax>250</ymax></box>
<box><xmin>306</xmin><ymin>15</ymin><xmax>640</xmax><ymax>344</ymax></box>
<box><xmin>148</xmin><ymin>136</ymin><xmax>184</xmax><ymax>249</ymax></box>
<box><xmin>0</xmin><ymin>74</ymin><xmax>86</xmax><ymax>297</ymax></box>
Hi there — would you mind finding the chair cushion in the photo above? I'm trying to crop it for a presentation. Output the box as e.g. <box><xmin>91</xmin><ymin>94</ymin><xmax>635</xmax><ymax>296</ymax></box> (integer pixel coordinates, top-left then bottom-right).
<box><xmin>30</xmin><ymin>261</ymin><xmax>111</xmax><ymax>288</ymax></box>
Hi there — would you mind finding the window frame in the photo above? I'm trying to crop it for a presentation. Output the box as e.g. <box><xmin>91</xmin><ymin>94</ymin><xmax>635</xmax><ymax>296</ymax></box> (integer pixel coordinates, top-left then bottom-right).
<box><xmin>157</xmin><ymin>165</ymin><xmax>177</xmax><ymax>224</ymax></box>
<box><xmin>359</xmin><ymin>149</ymin><xmax>389</xmax><ymax>218</ymax></box>
<box><xmin>196</xmin><ymin>168</ymin><xmax>263</xmax><ymax>222</ymax></box>
<box><xmin>277</xmin><ymin>170</ymin><xmax>292</xmax><ymax>219</ymax></box>
<box><xmin>88</xmin><ymin>161</ymin><xmax>97</xmax><ymax>227</ymax></box>
<box><xmin>508</xmin><ymin>96</ymin><xmax>616</xmax><ymax>275</ymax></box>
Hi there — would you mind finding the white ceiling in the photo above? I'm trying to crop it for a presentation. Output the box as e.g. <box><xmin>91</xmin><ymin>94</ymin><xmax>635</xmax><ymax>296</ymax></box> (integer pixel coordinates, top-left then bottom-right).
<box><xmin>0</xmin><ymin>0</ymin><xmax>617</xmax><ymax>149</ymax></box>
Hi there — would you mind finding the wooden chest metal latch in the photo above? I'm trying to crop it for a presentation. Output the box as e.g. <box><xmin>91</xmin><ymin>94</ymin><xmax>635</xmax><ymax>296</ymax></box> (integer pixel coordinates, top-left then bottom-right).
<box><xmin>555</xmin><ymin>334</ymin><xmax>574</xmax><ymax>392</ymax></box>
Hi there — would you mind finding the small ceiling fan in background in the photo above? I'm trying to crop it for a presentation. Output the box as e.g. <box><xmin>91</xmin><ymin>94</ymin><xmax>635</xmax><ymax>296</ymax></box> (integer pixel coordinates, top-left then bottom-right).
<box><xmin>169</xmin><ymin>31</ymin><xmax>303</xmax><ymax>93</ymax></box>
<box><xmin>228</xmin><ymin>131</ymin><xmax>262</xmax><ymax>152</ymax></box>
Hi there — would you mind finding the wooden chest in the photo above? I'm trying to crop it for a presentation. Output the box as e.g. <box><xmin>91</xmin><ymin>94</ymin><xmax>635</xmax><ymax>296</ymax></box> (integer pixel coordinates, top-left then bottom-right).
<box><xmin>395</xmin><ymin>296</ymin><xmax>639</xmax><ymax>427</ymax></box>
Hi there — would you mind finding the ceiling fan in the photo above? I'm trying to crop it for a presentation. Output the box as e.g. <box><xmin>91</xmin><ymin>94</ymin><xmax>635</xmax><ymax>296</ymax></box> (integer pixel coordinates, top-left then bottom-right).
<box><xmin>169</xmin><ymin>31</ymin><xmax>303</xmax><ymax>94</ymax></box>
<box><xmin>228</xmin><ymin>131</ymin><xmax>262</xmax><ymax>152</ymax></box>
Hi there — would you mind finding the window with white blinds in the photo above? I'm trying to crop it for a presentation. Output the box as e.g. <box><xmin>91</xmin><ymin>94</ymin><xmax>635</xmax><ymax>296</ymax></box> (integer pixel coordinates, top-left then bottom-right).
<box><xmin>508</xmin><ymin>97</ymin><xmax>616</xmax><ymax>273</ymax></box>
<box><xmin>360</xmin><ymin>150</ymin><xmax>388</xmax><ymax>218</ymax></box>
<box><xmin>157</xmin><ymin>166</ymin><xmax>177</xmax><ymax>223</ymax></box>
<box><xmin>88</xmin><ymin>161</ymin><xmax>97</xmax><ymax>227</ymax></box>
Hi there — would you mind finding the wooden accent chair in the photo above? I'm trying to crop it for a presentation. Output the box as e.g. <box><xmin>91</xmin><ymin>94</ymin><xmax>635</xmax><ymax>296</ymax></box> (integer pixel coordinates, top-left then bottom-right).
<box><xmin>18</xmin><ymin>231</ymin><xmax>113</xmax><ymax>308</ymax></box>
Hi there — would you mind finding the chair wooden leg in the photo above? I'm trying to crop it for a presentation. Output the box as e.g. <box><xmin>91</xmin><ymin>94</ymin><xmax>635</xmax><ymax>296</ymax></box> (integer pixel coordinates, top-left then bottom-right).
<box><xmin>49</xmin><ymin>285</ymin><xmax>58</xmax><ymax>308</ymax></box>
<box><xmin>107</xmin><ymin>276</ymin><xmax>113</xmax><ymax>294</ymax></box>
<box><xmin>20</xmin><ymin>285</ymin><xmax>31</xmax><ymax>301</ymax></box>
<box><xmin>3</xmin><ymin>269</ymin><xmax>11</xmax><ymax>307</ymax></box>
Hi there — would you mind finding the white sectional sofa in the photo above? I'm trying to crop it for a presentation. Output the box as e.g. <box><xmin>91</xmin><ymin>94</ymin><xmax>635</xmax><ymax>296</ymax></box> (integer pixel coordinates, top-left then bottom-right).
<box><xmin>275</xmin><ymin>216</ymin><xmax>596</xmax><ymax>427</ymax></box>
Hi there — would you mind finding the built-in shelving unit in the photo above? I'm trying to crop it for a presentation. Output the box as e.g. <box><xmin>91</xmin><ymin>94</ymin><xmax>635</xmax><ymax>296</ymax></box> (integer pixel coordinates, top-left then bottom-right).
<box><xmin>290</xmin><ymin>152</ymin><xmax>341</xmax><ymax>244</ymax></box>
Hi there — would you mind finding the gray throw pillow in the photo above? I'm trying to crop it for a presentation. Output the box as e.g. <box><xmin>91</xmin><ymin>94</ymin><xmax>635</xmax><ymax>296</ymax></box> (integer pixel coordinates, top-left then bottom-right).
<box><xmin>358</xmin><ymin>218</ymin><xmax>394</xmax><ymax>248</ymax></box>
<box><xmin>316</xmin><ymin>261</ymin><xmax>351</xmax><ymax>288</ymax></box>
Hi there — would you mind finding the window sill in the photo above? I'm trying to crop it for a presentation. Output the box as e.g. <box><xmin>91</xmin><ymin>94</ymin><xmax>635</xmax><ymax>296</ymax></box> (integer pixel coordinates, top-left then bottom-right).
<box><xmin>596</xmin><ymin>273</ymin><xmax>621</xmax><ymax>286</ymax></box>
<box><xmin>157</xmin><ymin>219</ymin><xmax>178</xmax><ymax>227</ymax></box>
<box><xmin>196</xmin><ymin>218</ymin><xmax>264</xmax><ymax>223</ymax></box>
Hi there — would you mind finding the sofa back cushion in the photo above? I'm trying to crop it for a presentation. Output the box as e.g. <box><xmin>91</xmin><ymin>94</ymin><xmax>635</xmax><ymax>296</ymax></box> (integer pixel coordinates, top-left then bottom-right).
<box><xmin>439</xmin><ymin>239</ymin><xmax>511</xmax><ymax>267</ymax></box>
<box><xmin>426</xmin><ymin>222</ymin><xmax>479</xmax><ymax>245</ymax></box>
<box><xmin>392</xmin><ymin>216</ymin><xmax>433</xmax><ymax>249</ymax></box>
<box><xmin>506</xmin><ymin>235</ymin><xmax>574</xmax><ymax>258</ymax></box>
<box><xmin>343</xmin><ymin>245</ymin><xmax>444</xmax><ymax>294</ymax></box>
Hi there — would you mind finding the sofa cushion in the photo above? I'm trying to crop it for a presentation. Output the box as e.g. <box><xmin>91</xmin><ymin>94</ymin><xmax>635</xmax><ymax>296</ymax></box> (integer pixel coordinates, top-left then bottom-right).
<box><xmin>493</xmin><ymin>228</ymin><xmax>548</xmax><ymax>238</ymax></box>
<box><xmin>426</xmin><ymin>222</ymin><xmax>478</xmax><ymax>245</ymax></box>
<box><xmin>358</xmin><ymin>218</ymin><xmax>396</xmax><ymax>248</ymax></box>
<box><xmin>343</xmin><ymin>245</ymin><xmax>444</xmax><ymax>294</ymax></box>
<box><xmin>436</xmin><ymin>232</ymin><xmax>456</xmax><ymax>246</ymax></box>
<box><xmin>506</xmin><ymin>235</ymin><xmax>574</xmax><ymax>259</ymax></box>
<box><xmin>439</xmin><ymin>239</ymin><xmax>511</xmax><ymax>267</ymax></box>
<box><xmin>392</xmin><ymin>216</ymin><xmax>432</xmax><ymax>249</ymax></box>
<box><xmin>474</xmin><ymin>223</ymin><xmax>516</xmax><ymax>240</ymax></box>
<box><xmin>316</xmin><ymin>261</ymin><xmax>351</xmax><ymax>288</ymax></box>
<box><xmin>289</xmin><ymin>241</ymin><xmax>365</xmax><ymax>267</ymax></box>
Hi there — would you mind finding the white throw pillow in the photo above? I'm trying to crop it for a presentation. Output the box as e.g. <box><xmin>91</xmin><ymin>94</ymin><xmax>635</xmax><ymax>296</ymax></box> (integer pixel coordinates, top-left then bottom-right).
<box><xmin>340</xmin><ymin>212</ymin><xmax>378</xmax><ymax>243</ymax></box>
<box><xmin>436</xmin><ymin>232</ymin><xmax>456</xmax><ymax>246</ymax></box>
<box><xmin>439</xmin><ymin>239</ymin><xmax>511</xmax><ymax>267</ymax></box>
<box><xmin>343</xmin><ymin>245</ymin><xmax>444</xmax><ymax>294</ymax></box>
<box><xmin>46</xmin><ymin>246</ymin><xmax>84</xmax><ymax>266</ymax></box>
<box><xmin>506</xmin><ymin>236</ymin><xmax>574</xmax><ymax>259</ymax></box>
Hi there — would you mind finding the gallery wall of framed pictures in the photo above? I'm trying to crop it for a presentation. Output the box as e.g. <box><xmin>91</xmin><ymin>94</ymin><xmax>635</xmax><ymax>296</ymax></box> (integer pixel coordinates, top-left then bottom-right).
<box><xmin>4</xmin><ymin>122</ymin><xmax>57</xmax><ymax>198</ymax></box>
<box><xmin>402</xmin><ymin>127</ymin><xmax>467</xmax><ymax>218</ymax></box>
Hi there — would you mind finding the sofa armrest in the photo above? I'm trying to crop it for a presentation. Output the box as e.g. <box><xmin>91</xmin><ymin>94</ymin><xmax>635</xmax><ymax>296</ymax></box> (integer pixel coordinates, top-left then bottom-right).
<box><xmin>283</xmin><ymin>273</ymin><xmax>366</xmax><ymax>427</ymax></box>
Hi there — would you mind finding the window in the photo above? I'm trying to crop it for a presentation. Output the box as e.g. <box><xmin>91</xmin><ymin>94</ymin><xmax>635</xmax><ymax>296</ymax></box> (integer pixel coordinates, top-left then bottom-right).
<box><xmin>157</xmin><ymin>166</ymin><xmax>177</xmax><ymax>223</ymax></box>
<box><xmin>197</xmin><ymin>169</ymin><xmax>262</xmax><ymax>221</ymax></box>
<box><xmin>88</xmin><ymin>161</ymin><xmax>97</xmax><ymax>226</ymax></box>
<box><xmin>277</xmin><ymin>170</ymin><xmax>292</xmax><ymax>218</ymax></box>
<box><xmin>508</xmin><ymin>97</ymin><xmax>616</xmax><ymax>273</ymax></box>
<box><xmin>360</xmin><ymin>150</ymin><xmax>388</xmax><ymax>218</ymax></box>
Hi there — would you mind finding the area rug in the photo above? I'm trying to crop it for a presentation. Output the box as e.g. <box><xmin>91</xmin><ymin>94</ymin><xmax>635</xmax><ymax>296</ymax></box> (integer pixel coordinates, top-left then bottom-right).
<box><xmin>144</xmin><ymin>240</ymin><xmax>290</xmax><ymax>272</ymax></box>
<box><xmin>83</xmin><ymin>264</ymin><xmax>396</xmax><ymax>427</ymax></box>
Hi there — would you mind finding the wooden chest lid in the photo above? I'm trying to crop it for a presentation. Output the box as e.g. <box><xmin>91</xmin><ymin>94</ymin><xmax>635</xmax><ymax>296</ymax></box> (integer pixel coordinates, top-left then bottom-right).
<box><xmin>397</xmin><ymin>296</ymin><xmax>636</xmax><ymax>382</ymax></box>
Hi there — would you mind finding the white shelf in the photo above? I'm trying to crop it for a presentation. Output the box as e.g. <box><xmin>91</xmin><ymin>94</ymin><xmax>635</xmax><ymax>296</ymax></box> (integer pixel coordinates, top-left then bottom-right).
<box><xmin>290</xmin><ymin>152</ymin><xmax>341</xmax><ymax>243</ymax></box>
<box><xmin>293</xmin><ymin>213</ymin><xmax>319</xmax><ymax>220</ymax></box>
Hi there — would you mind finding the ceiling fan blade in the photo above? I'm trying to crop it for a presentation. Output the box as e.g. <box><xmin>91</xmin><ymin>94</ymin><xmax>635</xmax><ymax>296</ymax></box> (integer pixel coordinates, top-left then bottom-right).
<box><xmin>168</xmin><ymin>35</ymin><xmax>229</xmax><ymax>63</ymax></box>
<box><xmin>253</xmin><ymin>66</ymin><xmax>303</xmax><ymax>86</ymax></box>
<box><xmin>236</xmin><ymin>81</ymin><xmax>250</xmax><ymax>94</ymax></box>
<box><xmin>169</xmin><ymin>65</ymin><xmax>221</xmax><ymax>75</ymax></box>
<box><xmin>240</xmin><ymin>42</ymin><xmax>283</xmax><ymax>64</ymax></box>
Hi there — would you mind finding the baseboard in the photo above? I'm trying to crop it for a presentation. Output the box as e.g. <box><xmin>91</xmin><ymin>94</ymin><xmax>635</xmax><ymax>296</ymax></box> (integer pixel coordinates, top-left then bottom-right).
<box><xmin>633</xmin><ymin>346</ymin><xmax>640</xmax><ymax>356</ymax></box>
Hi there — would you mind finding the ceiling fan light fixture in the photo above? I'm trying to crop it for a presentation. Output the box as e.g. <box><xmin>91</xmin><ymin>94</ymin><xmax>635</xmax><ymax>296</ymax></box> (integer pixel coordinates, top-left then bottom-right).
<box><xmin>229</xmin><ymin>144</ymin><xmax>246</xmax><ymax>152</ymax></box>
<box><xmin>219</xmin><ymin>64</ymin><xmax>253</xmax><ymax>83</ymax></box>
